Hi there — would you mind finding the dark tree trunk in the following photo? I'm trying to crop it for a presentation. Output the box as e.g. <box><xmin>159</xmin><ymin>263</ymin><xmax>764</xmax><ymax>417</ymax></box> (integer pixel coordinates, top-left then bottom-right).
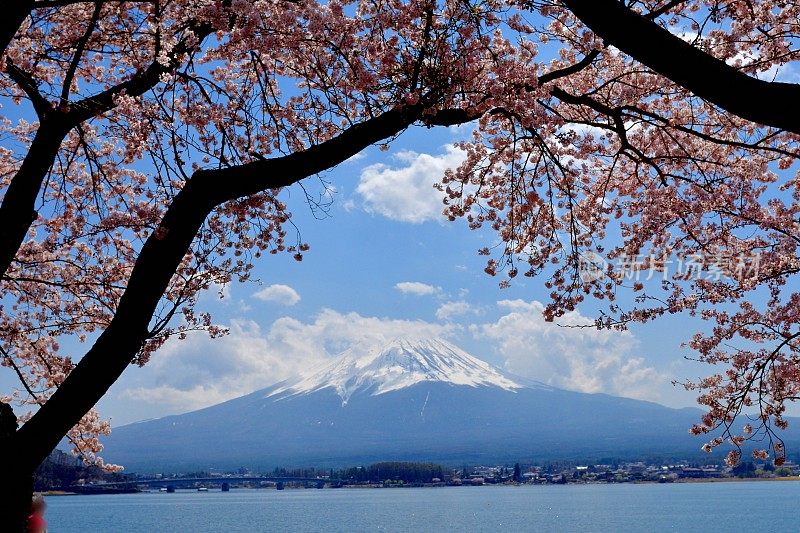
<box><xmin>0</xmin><ymin>119</ymin><xmax>70</xmax><ymax>282</ymax></box>
<box><xmin>0</xmin><ymin>1</ymin><xmax>32</xmax><ymax>58</ymax></box>
<box><xmin>13</xmin><ymin>105</ymin><xmax>427</xmax><ymax>474</ymax></box>
<box><xmin>0</xmin><ymin>403</ymin><xmax>31</xmax><ymax>532</ymax></box>
<box><xmin>1</xmin><ymin>106</ymin><xmax>445</xmax><ymax>527</ymax></box>
<box><xmin>0</xmin><ymin>467</ymin><xmax>32</xmax><ymax>533</ymax></box>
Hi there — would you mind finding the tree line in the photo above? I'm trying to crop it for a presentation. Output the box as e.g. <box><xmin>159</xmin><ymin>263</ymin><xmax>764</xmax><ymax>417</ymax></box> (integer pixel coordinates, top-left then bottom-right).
<box><xmin>335</xmin><ymin>462</ymin><xmax>445</xmax><ymax>484</ymax></box>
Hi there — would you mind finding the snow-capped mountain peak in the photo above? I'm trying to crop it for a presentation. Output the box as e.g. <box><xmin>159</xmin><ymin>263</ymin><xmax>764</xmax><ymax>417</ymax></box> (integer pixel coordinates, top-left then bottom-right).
<box><xmin>268</xmin><ymin>338</ymin><xmax>522</xmax><ymax>403</ymax></box>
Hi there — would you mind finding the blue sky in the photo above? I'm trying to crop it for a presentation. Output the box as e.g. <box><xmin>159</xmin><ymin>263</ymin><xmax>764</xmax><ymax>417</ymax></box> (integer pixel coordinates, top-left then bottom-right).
<box><xmin>3</xmin><ymin>6</ymin><xmax>792</xmax><ymax>431</ymax></box>
<box><xmin>77</xmin><ymin>29</ymin><xmax>800</xmax><ymax>427</ymax></box>
<box><xmin>52</xmin><ymin>121</ymin><xmax>707</xmax><ymax>427</ymax></box>
<box><xmin>0</xmin><ymin>6</ymin><xmax>798</xmax><ymax>468</ymax></box>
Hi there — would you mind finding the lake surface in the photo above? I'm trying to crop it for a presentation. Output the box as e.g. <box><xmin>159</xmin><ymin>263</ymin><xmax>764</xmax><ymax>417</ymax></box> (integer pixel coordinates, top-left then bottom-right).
<box><xmin>45</xmin><ymin>482</ymin><xmax>798</xmax><ymax>532</ymax></box>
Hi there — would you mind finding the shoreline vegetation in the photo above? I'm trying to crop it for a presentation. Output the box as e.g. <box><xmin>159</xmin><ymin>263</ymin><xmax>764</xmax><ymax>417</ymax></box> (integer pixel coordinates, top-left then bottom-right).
<box><xmin>35</xmin><ymin>453</ymin><xmax>800</xmax><ymax>495</ymax></box>
<box><xmin>677</xmin><ymin>476</ymin><xmax>800</xmax><ymax>483</ymax></box>
<box><xmin>38</xmin><ymin>475</ymin><xmax>800</xmax><ymax>498</ymax></box>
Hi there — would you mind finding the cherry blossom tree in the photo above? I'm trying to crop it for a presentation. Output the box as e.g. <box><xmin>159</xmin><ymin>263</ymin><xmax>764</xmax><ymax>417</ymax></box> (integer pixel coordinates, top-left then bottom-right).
<box><xmin>0</xmin><ymin>0</ymin><xmax>557</xmax><ymax>526</ymax></box>
<box><xmin>444</xmin><ymin>0</ymin><xmax>800</xmax><ymax>470</ymax></box>
<box><xmin>1</xmin><ymin>0</ymin><xmax>800</xmax><ymax>527</ymax></box>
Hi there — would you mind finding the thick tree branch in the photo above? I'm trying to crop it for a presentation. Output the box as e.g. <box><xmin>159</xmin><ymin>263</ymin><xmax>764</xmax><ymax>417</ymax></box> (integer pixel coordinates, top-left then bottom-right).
<box><xmin>66</xmin><ymin>18</ymin><xmax>215</xmax><ymax>121</ymax></box>
<box><xmin>4</xmin><ymin>60</ymin><xmax>51</xmax><ymax>119</ymax></box>
<box><xmin>12</xmin><ymin>103</ymin><xmax>440</xmax><ymax>471</ymax></box>
<box><xmin>0</xmin><ymin>1</ymin><xmax>33</xmax><ymax>58</ymax></box>
<box><xmin>60</xmin><ymin>0</ymin><xmax>102</xmax><ymax>107</ymax></box>
<box><xmin>0</xmin><ymin>117</ymin><xmax>71</xmax><ymax>282</ymax></box>
<box><xmin>34</xmin><ymin>0</ymin><xmax>152</xmax><ymax>6</ymax></box>
<box><xmin>425</xmin><ymin>51</ymin><xmax>600</xmax><ymax>126</ymax></box>
<box><xmin>0</xmin><ymin>8</ymin><xmax>228</xmax><ymax>286</ymax></box>
<box><xmin>561</xmin><ymin>0</ymin><xmax>800</xmax><ymax>134</ymax></box>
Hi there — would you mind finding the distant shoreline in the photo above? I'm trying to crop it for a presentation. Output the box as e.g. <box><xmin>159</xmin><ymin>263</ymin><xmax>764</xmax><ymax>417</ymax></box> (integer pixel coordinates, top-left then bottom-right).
<box><xmin>674</xmin><ymin>476</ymin><xmax>800</xmax><ymax>483</ymax></box>
<box><xmin>38</xmin><ymin>476</ymin><xmax>800</xmax><ymax>496</ymax></box>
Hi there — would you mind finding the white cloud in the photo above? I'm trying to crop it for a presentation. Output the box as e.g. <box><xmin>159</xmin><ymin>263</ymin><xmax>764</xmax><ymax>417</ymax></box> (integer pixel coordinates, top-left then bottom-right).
<box><xmin>448</xmin><ymin>122</ymin><xmax>476</xmax><ymax>137</ymax></box>
<box><xmin>121</xmin><ymin>319</ymin><xmax>316</xmax><ymax>413</ymax></box>
<box><xmin>252</xmin><ymin>284</ymin><xmax>301</xmax><ymax>306</ymax></box>
<box><xmin>436</xmin><ymin>300</ymin><xmax>480</xmax><ymax>320</ymax></box>
<box><xmin>394</xmin><ymin>281</ymin><xmax>440</xmax><ymax>296</ymax></box>
<box><xmin>196</xmin><ymin>282</ymin><xmax>231</xmax><ymax>305</ymax></box>
<box><xmin>356</xmin><ymin>145</ymin><xmax>466</xmax><ymax>223</ymax></box>
<box><xmin>122</xmin><ymin>384</ymin><xmax>235</xmax><ymax>413</ymax></box>
<box><xmin>473</xmin><ymin>300</ymin><xmax>665</xmax><ymax>401</ymax></box>
<box><xmin>558</xmin><ymin>123</ymin><xmax>607</xmax><ymax>139</ymax></box>
<box><xmin>119</xmin><ymin>310</ymin><xmax>456</xmax><ymax>414</ymax></box>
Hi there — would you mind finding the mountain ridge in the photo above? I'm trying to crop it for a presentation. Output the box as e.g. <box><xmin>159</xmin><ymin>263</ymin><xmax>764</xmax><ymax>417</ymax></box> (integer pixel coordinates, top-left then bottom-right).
<box><xmin>101</xmin><ymin>339</ymin><xmax>800</xmax><ymax>472</ymax></box>
<box><xmin>267</xmin><ymin>337</ymin><xmax>531</xmax><ymax>404</ymax></box>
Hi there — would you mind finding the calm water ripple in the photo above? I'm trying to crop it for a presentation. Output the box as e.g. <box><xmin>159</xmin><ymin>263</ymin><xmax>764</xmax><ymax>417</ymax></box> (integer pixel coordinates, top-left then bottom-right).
<box><xmin>45</xmin><ymin>481</ymin><xmax>797</xmax><ymax>532</ymax></box>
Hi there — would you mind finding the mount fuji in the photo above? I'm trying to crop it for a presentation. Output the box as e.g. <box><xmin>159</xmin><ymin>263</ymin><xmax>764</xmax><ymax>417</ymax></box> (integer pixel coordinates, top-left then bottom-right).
<box><xmin>268</xmin><ymin>338</ymin><xmax>523</xmax><ymax>403</ymax></box>
<box><xmin>101</xmin><ymin>338</ymin><xmax>784</xmax><ymax>472</ymax></box>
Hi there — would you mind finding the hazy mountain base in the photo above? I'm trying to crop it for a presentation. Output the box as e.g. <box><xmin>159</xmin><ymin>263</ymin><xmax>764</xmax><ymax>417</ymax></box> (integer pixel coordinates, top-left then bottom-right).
<box><xmin>101</xmin><ymin>382</ymin><xmax>791</xmax><ymax>473</ymax></box>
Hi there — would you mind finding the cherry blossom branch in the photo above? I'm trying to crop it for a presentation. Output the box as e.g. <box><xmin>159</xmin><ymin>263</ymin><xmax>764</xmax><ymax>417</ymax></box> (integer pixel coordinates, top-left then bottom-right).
<box><xmin>0</xmin><ymin>342</ymin><xmax>102</xmax><ymax>465</ymax></box>
<box><xmin>0</xmin><ymin>345</ymin><xmax>39</xmax><ymax>401</ymax></box>
<box><xmin>59</xmin><ymin>0</ymin><xmax>102</xmax><ymax>108</ymax></box>
<box><xmin>560</xmin><ymin>0</ymin><xmax>800</xmax><ymax>134</ymax></box>
<box><xmin>0</xmin><ymin>1</ymin><xmax>33</xmax><ymax>58</ymax></box>
<box><xmin>425</xmin><ymin>50</ymin><xmax>601</xmax><ymax>126</ymax></box>
<box><xmin>34</xmin><ymin>0</ymin><xmax>154</xmax><ymax>6</ymax></box>
<box><xmin>12</xmin><ymin>101</ymin><xmax>478</xmax><ymax>472</ymax></box>
<box><xmin>550</xmin><ymin>88</ymin><xmax>799</xmax><ymax>159</ymax></box>
<box><xmin>66</xmin><ymin>16</ymin><xmax>216</xmax><ymax>122</ymax></box>
<box><xmin>0</xmin><ymin>3</ymin><xmax>231</xmax><ymax>286</ymax></box>
<box><xmin>4</xmin><ymin>60</ymin><xmax>51</xmax><ymax>119</ymax></box>
<box><xmin>0</xmin><ymin>116</ymin><xmax>72</xmax><ymax>282</ymax></box>
<box><xmin>644</xmin><ymin>0</ymin><xmax>688</xmax><ymax>20</ymax></box>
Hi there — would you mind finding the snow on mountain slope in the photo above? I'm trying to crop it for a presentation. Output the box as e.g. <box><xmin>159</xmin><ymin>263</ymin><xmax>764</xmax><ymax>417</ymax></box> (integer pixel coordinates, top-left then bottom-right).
<box><xmin>268</xmin><ymin>338</ymin><xmax>523</xmax><ymax>403</ymax></box>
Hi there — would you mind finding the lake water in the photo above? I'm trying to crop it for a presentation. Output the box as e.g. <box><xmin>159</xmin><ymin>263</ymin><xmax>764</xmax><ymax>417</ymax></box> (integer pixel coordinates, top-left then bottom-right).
<box><xmin>45</xmin><ymin>482</ymin><xmax>798</xmax><ymax>532</ymax></box>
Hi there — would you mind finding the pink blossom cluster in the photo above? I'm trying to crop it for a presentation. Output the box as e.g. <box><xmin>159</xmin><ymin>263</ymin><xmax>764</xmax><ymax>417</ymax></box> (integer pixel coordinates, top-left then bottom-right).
<box><xmin>0</xmin><ymin>0</ymin><xmax>547</xmax><ymax>467</ymax></box>
<box><xmin>441</xmin><ymin>1</ymin><xmax>800</xmax><ymax>464</ymax></box>
<box><xmin>3</xmin><ymin>0</ymin><xmax>800</xmax><ymax>468</ymax></box>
